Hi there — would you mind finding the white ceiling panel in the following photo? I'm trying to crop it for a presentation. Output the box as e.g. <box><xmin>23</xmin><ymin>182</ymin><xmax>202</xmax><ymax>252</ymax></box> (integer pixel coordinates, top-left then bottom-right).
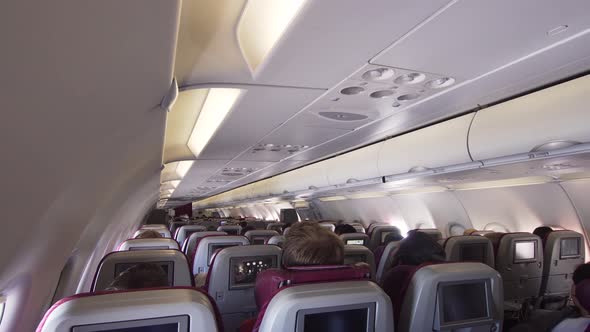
<box><xmin>193</xmin><ymin>84</ymin><xmax>324</xmax><ymax>160</ymax></box>
<box><xmin>371</xmin><ymin>0</ymin><xmax>590</xmax><ymax>79</ymax></box>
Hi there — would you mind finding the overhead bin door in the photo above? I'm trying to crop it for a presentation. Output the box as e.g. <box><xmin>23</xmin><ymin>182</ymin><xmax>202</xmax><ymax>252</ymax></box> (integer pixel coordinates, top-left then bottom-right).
<box><xmin>469</xmin><ymin>75</ymin><xmax>590</xmax><ymax>160</ymax></box>
<box><xmin>324</xmin><ymin>142</ymin><xmax>384</xmax><ymax>186</ymax></box>
<box><xmin>274</xmin><ymin>162</ymin><xmax>330</xmax><ymax>193</ymax></box>
<box><xmin>377</xmin><ymin>114</ymin><xmax>474</xmax><ymax>177</ymax></box>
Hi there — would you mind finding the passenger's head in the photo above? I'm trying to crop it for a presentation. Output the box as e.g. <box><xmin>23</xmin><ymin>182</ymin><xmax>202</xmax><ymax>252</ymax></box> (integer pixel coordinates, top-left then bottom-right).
<box><xmin>574</xmin><ymin>279</ymin><xmax>590</xmax><ymax>315</ymax></box>
<box><xmin>574</xmin><ymin>263</ymin><xmax>590</xmax><ymax>285</ymax></box>
<box><xmin>106</xmin><ymin>263</ymin><xmax>169</xmax><ymax>291</ymax></box>
<box><xmin>463</xmin><ymin>228</ymin><xmax>477</xmax><ymax>236</ymax></box>
<box><xmin>532</xmin><ymin>226</ymin><xmax>553</xmax><ymax>239</ymax></box>
<box><xmin>384</xmin><ymin>231</ymin><xmax>403</xmax><ymax>244</ymax></box>
<box><xmin>134</xmin><ymin>230</ymin><xmax>162</xmax><ymax>239</ymax></box>
<box><xmin>239</xmin><ymin>221</ymin><xmax>248</xmax><ymax>228</ymax></box>
<box><xmin>392</xmin><ymin>231</ymin><xmax>446</xmax><ymax>267</ymax></box>
<box><xmin>282</xmin><ymin>222</ymin><xmax>344</xmax><ymax>267</ymax></box>
<box><xmin>334</xmin><ymin>224</ymin><xmax>357</xmax><ymax>235</ymax></box>
<box><xmin>241</xmin><ymin>225</ymin><xmax>255</xmax><ymax>236</ymax></box>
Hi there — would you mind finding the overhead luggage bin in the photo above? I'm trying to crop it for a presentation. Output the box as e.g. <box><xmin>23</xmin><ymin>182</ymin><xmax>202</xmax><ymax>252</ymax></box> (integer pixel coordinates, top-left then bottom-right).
<box><xmin>323</xmin><ymin>142</ymin><xmax>383</xmax><ymax>186</ymax></box>
<box><xmin>469</xmin><ymin>75</ymin><xmax>590</xmax><ymax>161</ymax></box>
<box><xmin>275</xmin><ymin>161</ymin><xmax>330</xmax><ymax>193</ymax></box>
<box><xmin>377</xmin><ymin>114</ymin><xmax>474</xmax><ymax>177</ymax></box>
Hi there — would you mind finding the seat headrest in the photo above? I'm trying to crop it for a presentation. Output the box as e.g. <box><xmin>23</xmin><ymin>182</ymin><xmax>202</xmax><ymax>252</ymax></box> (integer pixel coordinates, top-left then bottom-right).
<box><xmin>244</xmin><ymin>230</ymin><xmax>280</xmax><ymax>244</ymax></box>
<box><xmin>192</xmin><ymin>235</ymin><xmax>250</xmax><ymax>275</ymax></box>
<box><xmin>217</xmin><ymin>225</ymin><xmax>242</xmax><ymax>235</ymax></box>
<box><xmin>255</xmin><ymin>265</ymin><xmax>370</xmax><ymax>308</ymax></box>
<box><xmin>36</xmin><ymin>287</ymin><xmax>221</xmax><ymax>332</ymax></box>
<box><xmin>266</xmin><ymin>235</ymin><xmax>285</xmax><ymax>246</ymax></box>
<box><xmin>182</xmin><ymin>231</ymin><xmax>227</xmax><ymax>258</ymax></box>
<box><xmin>174</xmin><ymin>225</ymin><xmax>207</xmax><ymax>243</ymax></box>
<box><xmin>91</xmin><ymin>249</ymin><xmax>193</xmax><ymax>291</ymax></box>
<box><xmin>443</xmin><ymin>235</ymin><xmax>495</xmax><ymax>267</ymax></box>
<box><xmin>118</xmin><ymin>238</ymin><xmax>179</xmax><ymax>251</ymax></box>
<box><xmin>133</xmin><ymin>228</ymin><xmax>172</xmax><ymax>239</ymax></box>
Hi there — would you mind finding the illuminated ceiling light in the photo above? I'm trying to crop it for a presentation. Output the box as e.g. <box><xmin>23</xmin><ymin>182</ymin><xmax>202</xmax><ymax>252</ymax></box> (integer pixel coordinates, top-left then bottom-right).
<box><xmin>319</xmin><ymin>196</ymin><xmax>348</xmax><ymax>202</ymax></box>
<box><xmin>187</xmin><ymin>89</ymin><xmax>244</xmax><ymax>158</ymax></box>
<box><xmin>237</xmin><ymin>0</ymin><xmax>307</xmax><ymax>74</ymax></box>
<box><xmin>347</xmin><ymin>192</ymin><xmax>389</xmax><ymax>200</ymax></box>
<box><xmin>389</xmin><ymin>186</ymin><xmax>448</xmax><ymax>196</ymax></box>
<box><xmin>160</xmin><ymin>180</ymin><xmax>181</xmax><ymax>190</ymax></box>
<box><xmin>450</xmin><ymin>176</ymin><xmax>553</xmax><ymax>191</ymax></box>
<box><xmin>176</xmin><ymin>160</ymin><xmax>195</xmax><ymax>178</ymax></box>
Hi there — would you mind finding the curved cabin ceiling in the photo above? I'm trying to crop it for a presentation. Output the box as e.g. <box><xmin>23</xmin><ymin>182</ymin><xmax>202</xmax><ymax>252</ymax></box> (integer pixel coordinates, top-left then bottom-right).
<box><xmin>162</xmin><ymin>0</ymin><xmax>590</xmax><ymax>208</ymax></box>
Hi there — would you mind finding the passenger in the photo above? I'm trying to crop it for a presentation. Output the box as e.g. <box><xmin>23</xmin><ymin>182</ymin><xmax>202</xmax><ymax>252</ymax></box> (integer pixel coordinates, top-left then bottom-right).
<box><xmin>509</xmin><ymin>263</ymin><xmax>590</xmax><ymax>331</ymax></box>
<box><xmin>282</xmin><ymin>221</ymin><xmax>344</xmax><ymax>267</ymax></box>
<box><xmin>241</xmin><ymin>225</ymin><xmax>255</xmax><ymax>236</ymax></box>
<box><xmin>334</xmin><ymin>224</ymin><xmax>357</xmax><ymax>235</ymax></box>
<box><xmin>373</xmin><ymin>229</ymin><xmax>403</xmax><ymax>267</ymax></box>
<box><xmin>380</xmin><ymin>231</ymin><xmax>446</xmax><ymax>329</ymax></box>
<box><xmin>239</xmin><ymin>221</ymin><xmax>248</xmax><ymax>229</ymax></box>
<box><xmin>552</xmin><ymin>279</ymin><xmax>590</xmax><ymax>331</ymax></box>
<box><xmin>533</xmin><ymin>226</ymin><xmax>553</xmax><ymax>242</ymax></box>
<box><xmin>463</xmin><ymin>228</ymin><xmax>478</xmax><ymax>235</ymax></box>
<box><xmin>134</xmin><ymin>230</ymin><xmax>162</xmax><ymax>239</ymax></box>
<box><xmin>106</xmin><ymin>263</ymin><xmax>169</xmax><ymax>290</ymax></box>
<box><xmin>239</xmin><ymin>222</ymin><xmax>345</xmax><ymax>332</ymax></box>
<box><xmin>389</xmin><ymin>230</ymin><xmax>446</xmax><ymax>267</ymax></box>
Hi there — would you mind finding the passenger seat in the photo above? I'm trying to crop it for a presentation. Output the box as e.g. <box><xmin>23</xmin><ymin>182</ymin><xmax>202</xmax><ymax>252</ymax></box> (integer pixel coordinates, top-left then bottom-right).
<box><xmin>383</xmin><ymin>262</ymin><xmax>503</xmax><ymax>332</ymax></box>
<box><xmin>540</xmin><ymin>230</ymin><xmax>585</xmax><ymax>304</ymax></box>
<box><xmin>205</xmin><ymin>245</ymin><xmax>282</xmax><ymax>331</ymax></box>
<box><xmin>485</xmin><ymin>232</ymin><xmax>543</xmax><ymax>309</ymax></box>
<box><xmin>37</xmin><ymin>288</ymin><xmax>221</xmax><ymax>331</ymax></box>
<box><xmin>443</xmin><ymin>235</ymin><xmax>495</xmax><ymax>268</ymax></box>
<box><xmin>248</xmin><ymin>265</ymin><xmax>393</xmax><ymax>332</ymax></box>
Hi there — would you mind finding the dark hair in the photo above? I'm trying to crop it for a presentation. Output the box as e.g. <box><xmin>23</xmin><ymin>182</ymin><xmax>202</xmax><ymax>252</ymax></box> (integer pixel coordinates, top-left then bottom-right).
<box><xmin>392</xmin><ymin>231</ymin><xmax>446</xmax><ymax>266</ymax></box>
<box><xmin>239</xmin><ymin>221</ymin><xmax>248</xmax><ymax>228</ymax></box>
<box><xmin>334</xmin><ymin>224</ymin><xmax>357</xmax><ymax>235</ymax></box>
<box><xmin>107</xmin><ymin>263</ymin><xmax>169</xmax><ymax>290</ymax></box>
<box><xmin>573</xmin><ymin>263</ymin><xmax>590</xmax><ymax>285</ymax></box>
<box><xmin>134</xmin><ymin>230</ymin><xmax>162</xmax><ymax>239</ymax></box>
<box><xmin>532</xmin><ymin>226</ymin><xmax>553</xmax><ymax>239</ymax></box>
<box><xmin>282</xmin><ymin>222</ymin><xmax>344</xmax><ymax>267</ymax></box>
<box><xmin>384</xmin><ymin>232</ymin><xmax>403</xmax><ymax>244</ymax></box>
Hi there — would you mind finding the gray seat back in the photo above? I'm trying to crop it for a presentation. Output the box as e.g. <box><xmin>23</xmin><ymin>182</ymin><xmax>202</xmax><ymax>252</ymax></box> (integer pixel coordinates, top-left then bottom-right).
<box><xmin>266</xmin><ymin>223</ymin><xmax>286</xmax><ymax>233</ymax></box>
<box><xmin>340</xmin><ymin>233</ymin><xmax>370</xmax><ymax>247</ymax></box>
<box><xmin>206</xmin><ymin>245</ymin><xmax>282</xmax><ymax>331</ymax></box>
<box><xmin>541</xmin><ymin>230</ymin><xmax>585</xmax><ymax>297</ymax></box>
<box><xmin>118</xmin><ymin>238</ymin><xmax>179</xmax><ymax>251</ymax></box>
<box><xmin>175</xmin><ymin>225</ymin><xmax>207</xmax><ymax>246</ymax></box>
<box><xmin>217</xmin><ymin>225</ymin><xmax>242</xmax><ymax>235</ymax></box>
<box><xmin>182</xmin><ymin>231</ymin><xmax>227</xmax><ymax>256</ymax></box>
<box><xmin>133</xmin><ymin>228</ymin><xmax>172</xmax><ymax>239</ymax></box>
<box><xmin>267</xmin><ymin>235</ymin><xmax>286</xmax><ymax>247</ymax></box>
<box><xmin>485</xmin><ymin>232</ymin><xmax>543</xmax><ymax>303</ymax></box>
<box><xmin>376</xmin><ymin>241</ymin><xmax>402</xmax><ymax>285</ymax></box>
<box><xmin>443</xmin><ymin>236</ymin><xmax>495</xmax><ymax>268</ymax></box>
<box><xmin>193</xmin><ymin>235</ymin><xmax>250</xmax><ymax>274</ymax></box>
<box><xmin>343</xmin><ymin>245</ymin><xmax>376</xmax><ymax>280</ymax></box>
<box><xmin>398</xmin><ymin>262</ymin><xmax>503</xmax><ymax>332</ymax></box>
<box><xmin>244</xmin><ymin>230</ymin><xmax>280</xmax><ymax>245</ymax></box>
<box><xmin>369</xmin><ymin>225</ymin><xmax>400</xmax><ymax>250</ymax></box>
<box><xmin>92</xmin><ymin>249</ymin><xmax>192</xmax><ymax>291</ymax></box>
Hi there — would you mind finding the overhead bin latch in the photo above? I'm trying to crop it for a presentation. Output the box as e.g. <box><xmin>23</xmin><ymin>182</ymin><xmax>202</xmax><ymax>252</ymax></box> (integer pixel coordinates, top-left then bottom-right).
<box><xmin>159</xmin><ymin>78</ymin><xmax>179</xmax><ymax>112</ymax></box>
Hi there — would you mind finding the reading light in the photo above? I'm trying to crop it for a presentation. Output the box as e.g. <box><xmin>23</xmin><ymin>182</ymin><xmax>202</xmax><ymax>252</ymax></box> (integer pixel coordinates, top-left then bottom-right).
<box><xmin>237</xmin><ymin>0</ymin><xmax>307</xmax><ymax>74</ymax></box>
<box><xmin>319</xmin><ymin>196</ymin><xmax>348</xmax><ymax>202</ymax></box>
<box><xmin>347</xmin><ymin>192</ymin><xmax>389</xmax><ymax>199</ymax></box>
<box><xmin>187</xmin><ymin>89</ymin><xmax>244</xmax><ymax>158</ymax></box>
